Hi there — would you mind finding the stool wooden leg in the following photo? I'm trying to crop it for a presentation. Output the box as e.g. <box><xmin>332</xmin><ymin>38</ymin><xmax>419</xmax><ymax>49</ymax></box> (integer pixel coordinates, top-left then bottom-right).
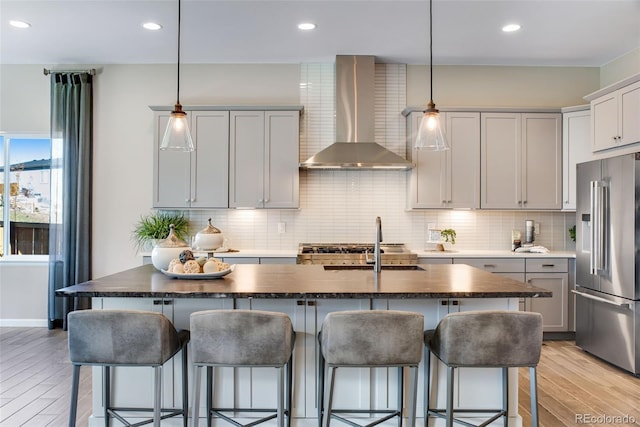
<box><xmin>445</xmin><ymin>367</ymin><xmax>454</xmax><ymax>427</ymax></box>
<box><xmin>68</xmin><ymin>365</ymin><xmax>81</xmax><ymax>427</ymax></box>
<box><xmin>191</xmin><ymin>365</ymin><xmax>202</xmax><ymax>427</ymax></box>
<box><xmin>103</xmin><ymin>366</ymin><xmax>110</xmax><ymax>427</ymax></box>
<box><xmin>153</xmin><ymin>366</ymin><xmax>162</xmax><ymax>427</ymax></box>
<box><xmin>530</xmin><ymin>367</ymin><xmax>539</xmax><ymax>427</ymax></box>
<box><xmin>408</xmin><ymin>366</ymin><xmax>418</xmax><ymax>427</ymax></box>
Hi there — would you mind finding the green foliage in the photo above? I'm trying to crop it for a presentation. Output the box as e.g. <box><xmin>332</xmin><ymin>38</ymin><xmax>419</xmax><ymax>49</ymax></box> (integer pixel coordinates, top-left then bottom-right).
<box><xmin>132</xmin><ymin>211</ymin><xmax>189</xmax><ymax>250</ymax></box>
<box><xmin>441</xmin><ymin>229</ymin><xmax>456</xmax><ymax>245</ymax></box>
<box><xmin>569</xmin><ymin>225</ymin><xmax>576</xmax><ymax>242</ymax></box>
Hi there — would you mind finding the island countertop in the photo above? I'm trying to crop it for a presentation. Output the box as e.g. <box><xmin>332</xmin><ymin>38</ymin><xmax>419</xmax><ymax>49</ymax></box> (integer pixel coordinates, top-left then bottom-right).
<box><xmin>56</xmin><ymin>263</ymin><xmax>551</xmax><ymax>299</ymax></box>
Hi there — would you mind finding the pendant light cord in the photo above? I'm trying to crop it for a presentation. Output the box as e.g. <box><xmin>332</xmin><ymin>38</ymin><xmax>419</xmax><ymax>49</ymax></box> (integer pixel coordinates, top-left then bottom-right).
<box><xmin>429</xmin><ymin>0</ymin><xmax>433</xmax><ymax>105</ymax></box>
<box><xmin>176</xmin><ymin>0</ymin><xmax>182</xmax><ymax>105</ymax></box>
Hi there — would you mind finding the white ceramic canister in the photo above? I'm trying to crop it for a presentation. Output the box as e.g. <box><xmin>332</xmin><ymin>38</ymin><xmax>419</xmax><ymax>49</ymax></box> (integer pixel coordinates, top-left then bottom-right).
<box><xmin>194</xmin><ymin>218</ymin><xmax>224</xmax><ymax>250</ymax></box>
<box><xmin>151</xmin><ymin>224</ymin><xmax>191</xmax><ymax>270</ymax></box>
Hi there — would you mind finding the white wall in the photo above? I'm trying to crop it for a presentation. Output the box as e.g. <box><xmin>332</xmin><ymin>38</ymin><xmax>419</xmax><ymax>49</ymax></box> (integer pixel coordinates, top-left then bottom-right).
<box><xmin>600</xmin><ymin>48</ymin><xmax>640</xmax><ymax>88</ymax></box>
<box><xmin>0</xmin><ymin>260</ymin><xmax>49</xmax><ymax>326</ymax></box>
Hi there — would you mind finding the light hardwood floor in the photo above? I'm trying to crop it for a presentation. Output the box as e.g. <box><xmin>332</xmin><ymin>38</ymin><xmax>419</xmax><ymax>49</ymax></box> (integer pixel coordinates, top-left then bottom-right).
<box><xmin>1</xmin><ymin>328</ymin><xmax>639</xmax><ymax>426</ymax></box>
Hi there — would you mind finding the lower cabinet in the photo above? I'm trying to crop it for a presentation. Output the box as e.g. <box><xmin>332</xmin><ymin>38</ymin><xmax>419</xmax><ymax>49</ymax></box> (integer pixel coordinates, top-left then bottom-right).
<box><xmin>453</xmin><ymin>257</ymin><xmax>571</xmax><ymax>332</ymax></box>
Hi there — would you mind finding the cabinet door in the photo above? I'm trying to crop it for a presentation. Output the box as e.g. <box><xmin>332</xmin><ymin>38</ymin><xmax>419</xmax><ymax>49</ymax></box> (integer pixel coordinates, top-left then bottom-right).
<box><xmin>521</xmin><ymin>113</ymin><xmax>562</xmax><ymax>209</ymax></box>
<box><xmin>190</xmin><ymin>111</ymin><xmax>229</xmax><ymax>208</ymax></box>
<box><xmin>407</xmin><ymin>111</ymin><xmax>446</xmax><ymax>208</ymax></box>
<box><xmin>264</xmin><ymin>111</ymin><xmax>300</xmax><ymax>208</ymax></box>
<box><xmin>619</xmin><ymin>80</ymin><xmax>640</xmax><ymax>146</ymax></box>
<box><xmin>447</xmin><ymin>112</ymin><xmax>480</xmax><ymax>209</ymax></box>
<box><xmin>591</xmin><ymin>93</ymin><xmax>618</xmax><ymax>152</ymax></box>
<box><xmin>229</xmin><ymin>111</ymin><xmax>265</xmax><ymax>208</ymax></box>
<box><xmin>481</xmin><ymin>113</ymin><xmax>521</xmax><ymax>209</ymax></box>
<box><xmin>525</xmin><ymin>273</ymin><xmax>569</xmax><ymax>332</ymax></box>
<box><xmin>562</xmin><ymin>110</ymin><xmax>591</xmax><ymax>211</ymax></box>
<box><xmin>153</xmin><ymin>111</ymin><xmax>191</xmax><ymax>208</ymax></box>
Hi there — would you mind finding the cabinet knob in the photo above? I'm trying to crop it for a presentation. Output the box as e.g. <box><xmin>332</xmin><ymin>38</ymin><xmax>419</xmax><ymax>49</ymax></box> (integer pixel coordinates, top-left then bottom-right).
<box><xmin>523</xmin><ymin>200</ymin><xmax>527</xmax><ymax>205</ymax></box>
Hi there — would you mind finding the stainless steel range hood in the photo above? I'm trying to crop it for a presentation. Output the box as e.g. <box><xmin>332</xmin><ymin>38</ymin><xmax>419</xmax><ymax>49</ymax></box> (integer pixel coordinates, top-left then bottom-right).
<box><xmin>300</xmin><ymin>55</ymin><xmax>412</xmax><ymax>170</ymax></box>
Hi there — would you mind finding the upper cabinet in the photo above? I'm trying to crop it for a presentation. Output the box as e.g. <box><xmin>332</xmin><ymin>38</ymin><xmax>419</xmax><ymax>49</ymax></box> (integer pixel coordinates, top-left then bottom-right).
<box><xmin>229</xmin><ymin>110</ymin><xmax>300</xmax><ymax>209</ymax></box>
<box><xmin>586</xmin><ymin>75</ymin><xmax>640</xmax><ymax>152</ymax></box>
<box><xmin>152</xmin><ymin>106</ymin><xmax>302</xmax><ymax>210</ymax></box>
<box><xmin>153</xmin><ymin>110</ymin><xmax>229</xmax><ymax>209</ymax></box>
<box><xmin>481</xmin><ymin>112</ymin><xmax>562</xmax><ymax>210</ymax></box>
<box><xmin>406</xmin><ymin>111</ymin><xmax>480</xmax><ymax>209</ymax></box>
<box><xmin>562</xmin><ymin>107</ymin><xmax>591</xmax><ymax>211</ymax></box>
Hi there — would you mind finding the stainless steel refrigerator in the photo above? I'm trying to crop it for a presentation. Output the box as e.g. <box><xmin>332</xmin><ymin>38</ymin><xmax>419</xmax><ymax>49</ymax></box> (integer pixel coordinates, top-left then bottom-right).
<box><xmin>575</xmin><ymin>153</ymin><xmax>639</xmax><ymax>376</ymax></box>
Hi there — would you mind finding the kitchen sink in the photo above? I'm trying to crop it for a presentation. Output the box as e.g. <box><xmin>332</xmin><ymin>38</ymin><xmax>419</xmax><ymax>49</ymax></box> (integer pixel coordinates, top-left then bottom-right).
<box><xmin>323</xmin><ymin>265</ymin><xmax>425</xmax><ymax>271</ymax></box>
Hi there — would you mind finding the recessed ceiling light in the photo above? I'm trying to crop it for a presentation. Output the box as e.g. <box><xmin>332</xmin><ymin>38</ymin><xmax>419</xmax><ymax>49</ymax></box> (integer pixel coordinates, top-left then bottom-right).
<box><xmin>298</xmin><ymin>23</ymin><xmax>316</xmax><ymax>31</ymax></box>
<box><xmin>143</xmin><ymin>22</ymin><xmax>162</xmax><ymax>31</ymax></box>
<box><xmin>502</xmin><ymin>24</ymin><xmax>521</xmax><ymax>33</ymax></box>
<box><xmin>10</xmin><ymin>20</ymin><xmax>31</xmax><ymax>29</ymax></box>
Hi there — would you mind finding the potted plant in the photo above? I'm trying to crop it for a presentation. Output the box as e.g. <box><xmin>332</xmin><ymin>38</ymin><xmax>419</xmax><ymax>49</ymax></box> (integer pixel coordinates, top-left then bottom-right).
<box><xmin>132</xmin><ymin>211</ymin><xmax>190</xmax><ymax>252</ymax></box>
<box><xmin>437</xmin><ymin>229</ymin><xmax>457</xmax><ymax>251</ymax></box>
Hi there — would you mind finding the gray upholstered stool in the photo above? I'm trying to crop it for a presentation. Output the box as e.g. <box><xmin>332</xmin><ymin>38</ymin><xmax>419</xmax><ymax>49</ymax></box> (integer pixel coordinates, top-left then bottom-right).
<box><xmin>67</xmin><ymin>309</ymin><xmax>190</xmax><ymax>427</ymax></box>
<box><xmin>318</xmin><ymin>310</ymin><xmax>424</xmax><ymax>427</ymax></box>
<box><xmin>424</xmin><ymin>310</ymin><xmax>543</xmax><ymax>427</ymax></box>
<box><xmin>189</xmin><ymin>310</ymin><xmax>296</xmax><ymax>427</ymax></box>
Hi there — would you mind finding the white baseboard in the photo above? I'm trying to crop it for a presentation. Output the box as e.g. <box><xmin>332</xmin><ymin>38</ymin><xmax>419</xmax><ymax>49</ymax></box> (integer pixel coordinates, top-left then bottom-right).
<box><xmin>0</xmin><ymin>319</ymin><xmax>49</xmax><ymax>327</ymax></box>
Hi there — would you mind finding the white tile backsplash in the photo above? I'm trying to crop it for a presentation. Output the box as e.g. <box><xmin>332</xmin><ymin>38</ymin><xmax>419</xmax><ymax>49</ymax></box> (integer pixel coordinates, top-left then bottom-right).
<box><xmin>181</xmin><ymin>63</ymin><xmax>577</xmax><ymax>253</ymax></box>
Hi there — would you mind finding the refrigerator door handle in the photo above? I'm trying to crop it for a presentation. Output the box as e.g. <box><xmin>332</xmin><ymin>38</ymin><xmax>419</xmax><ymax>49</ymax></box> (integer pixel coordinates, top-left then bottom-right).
<box><xmin>572</xmin><ymin>290</ymin><xmax>630</xmax><ymax>309</ymax></box>
<box><xmin>590</xmin><ymin>180</ymin><xmax>606</xmax><ymax>275</ymax></box>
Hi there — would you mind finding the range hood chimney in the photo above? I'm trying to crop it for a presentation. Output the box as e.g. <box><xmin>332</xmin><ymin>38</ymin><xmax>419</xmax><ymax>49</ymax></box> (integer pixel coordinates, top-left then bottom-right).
<box><xmin>300</xmin><ymin>55</ymin><xmax>412</xmax><ymax>170</ymax></box>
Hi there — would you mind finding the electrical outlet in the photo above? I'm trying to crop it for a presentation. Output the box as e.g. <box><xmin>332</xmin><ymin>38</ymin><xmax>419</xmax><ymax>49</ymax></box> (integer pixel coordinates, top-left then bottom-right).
<box><xmin>535</xmin><ymin>223</ymin><xmax>540</xmax><ymax>235</ymax></box>
<box><xmin>277</xmin><ymin>222</ymin><xmax>286</xmax><ymax>234</ymax></box>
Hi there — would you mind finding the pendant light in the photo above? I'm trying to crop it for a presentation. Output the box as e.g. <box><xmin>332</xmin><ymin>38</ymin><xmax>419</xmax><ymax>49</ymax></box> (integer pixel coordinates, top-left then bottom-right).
<box><xmin>415</xmin><ymin>0</ymin><xmax>449</xmax><ymax>151</ymax></box>
<box><xmin>160</xmin><ymin>0</ymin><xmax>194</xmax><ymax>151</ymax></box>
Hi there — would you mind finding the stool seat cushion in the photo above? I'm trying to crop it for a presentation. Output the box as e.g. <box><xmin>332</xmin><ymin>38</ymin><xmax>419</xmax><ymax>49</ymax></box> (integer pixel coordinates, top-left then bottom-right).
<box><xmin>424</xmin><ymin>310</ymin><xmax>542</xmax><ymax>367</ymax></box>
<box><xmin>190</xmin><ymin>310</ymin><xmax>295</xmax><ymax>366</ymax></box>
<box><xmin>68</xmin><ymin>309</ymin><xmax>189</xmax><ymax>366</ymax></box>
<box><xmin>321</xmin><ymin>310</ymin><xmax>424</xmax><ymax>366</ymax></box>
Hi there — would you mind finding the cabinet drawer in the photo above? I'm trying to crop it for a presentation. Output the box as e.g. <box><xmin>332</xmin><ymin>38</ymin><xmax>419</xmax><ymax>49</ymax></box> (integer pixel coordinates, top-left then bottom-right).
<box><xmin>453</xmin><ymin>258</ymin><xmax>525</xmax><ymax>273</ymax></box>
<box><xmin>526</xmin><ymin>258</ymin><xmax>568</xmax><ymax>273</ymax></box>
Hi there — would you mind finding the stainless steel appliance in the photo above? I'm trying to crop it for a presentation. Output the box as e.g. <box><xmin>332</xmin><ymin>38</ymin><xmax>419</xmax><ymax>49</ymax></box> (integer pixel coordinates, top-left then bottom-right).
<box><xmin>297</xmin><ymin>243</ymin><xmax>417</xmax><ymax>266</ymax></box>
<box><xmin>575</xmin><ymin>153</ymin><xmax>640</xmax><ymax>375</ymax></box>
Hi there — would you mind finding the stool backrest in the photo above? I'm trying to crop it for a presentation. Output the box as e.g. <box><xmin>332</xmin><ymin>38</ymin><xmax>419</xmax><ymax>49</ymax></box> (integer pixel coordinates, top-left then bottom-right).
<box><xmin>68</xmin><ymin>309</ymin><xmax>182</xmax><ymax>365</ymax></box>
<box><xmin>190</xmin><ymin>310</ymin><xmax>295</xmax><ymax>366</ymax></box>
<box><xmin>427</xmin><ymin>310</ymin><xmax>543</xmax><ymax>367</ymax></box>
<box><xmin>321</xmin><ymin>310</ymin><xmax>424</xmax><ymax>366</ymax></box>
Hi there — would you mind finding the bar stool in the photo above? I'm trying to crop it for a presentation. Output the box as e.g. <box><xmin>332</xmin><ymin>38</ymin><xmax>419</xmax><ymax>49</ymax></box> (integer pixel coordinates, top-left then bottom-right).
<box><xmin>189</xmin><ymin>310</ymin><xmax>296</xmax><ymax>427</ymax></box>
<box><xmin>67</xmin><ymin>309</ymin><xmax>190</xmax><ymax>427</ymax></box>
<box><xmin>318</xmin><ymin>310</ymin><xmax>424</xmax><ymax>427</ymax></box>
<box><xmin>423</xmin><ymin>310</ymin><xmax>543</xmax><ymax>427</ymax></box>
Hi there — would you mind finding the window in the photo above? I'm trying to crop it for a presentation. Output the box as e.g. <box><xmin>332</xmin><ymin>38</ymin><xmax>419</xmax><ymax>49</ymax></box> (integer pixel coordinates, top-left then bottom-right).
<box><xmin>0</xmin><ymin>135</ymin><xmax>52</xmax><ymax>256</ymax></box>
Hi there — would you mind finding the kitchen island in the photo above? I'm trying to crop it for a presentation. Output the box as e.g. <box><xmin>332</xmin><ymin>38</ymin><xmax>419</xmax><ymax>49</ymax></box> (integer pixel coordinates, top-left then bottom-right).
<box><xmin>58</xmin><ymin>263</ymin><xmax>550</xmax><ymax>427</ymax></box>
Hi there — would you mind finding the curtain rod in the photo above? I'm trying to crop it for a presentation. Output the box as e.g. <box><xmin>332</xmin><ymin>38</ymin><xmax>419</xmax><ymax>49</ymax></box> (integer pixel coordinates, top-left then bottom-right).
<box><xmin>43</xmin><ymin>68</ymin><xmax>96</xmax><ymax>76</ymax></box>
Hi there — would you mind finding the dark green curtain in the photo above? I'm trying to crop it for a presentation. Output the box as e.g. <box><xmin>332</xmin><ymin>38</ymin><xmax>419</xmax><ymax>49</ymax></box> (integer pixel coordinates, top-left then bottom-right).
<box><xmin>48</xmin><ymin>72</ymin><xmax>93</xmax><ymax>330</ymax></box>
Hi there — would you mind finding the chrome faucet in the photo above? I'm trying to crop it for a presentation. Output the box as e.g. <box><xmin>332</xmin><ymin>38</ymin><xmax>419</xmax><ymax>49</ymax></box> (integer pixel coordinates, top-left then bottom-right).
<box><xmin>374</xmin><ymin>216</ymin><xmax>382</xmax><ymax>272</ymax></box>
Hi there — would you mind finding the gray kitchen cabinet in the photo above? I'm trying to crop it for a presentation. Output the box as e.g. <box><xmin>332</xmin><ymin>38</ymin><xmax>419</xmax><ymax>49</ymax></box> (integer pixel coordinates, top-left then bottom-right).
<box><xmin>524</xmin><ymin>258</ymin><xmax>569</xmax><ymax>332</ymax></box>
<box><xmin>562</xmin><ymin>107</ymin><xmax>591</xmax><ymax>211</ymax></box>
<box><xmin>480</xmin><ymin>112</ymin><xmax>562</xmax><ymax>210</ymax></box>
<box><xmin>588</xmin><ymin>78</ymin><xmax>640</xmax><ymax>152</ymax></box>
<box><xmin>229</xmin><ymin>110</ymin><xmax>300</xmax><ymax>208</ymax></box>
<box><xmin>406</xmin><ymin>111</ymin><xmax>480</xmax><ymax>209</ymax></box>
<box><xmin>153</xmin><ymin>110</ymin><xmax>230</xmax><ymax>208</ymax></box>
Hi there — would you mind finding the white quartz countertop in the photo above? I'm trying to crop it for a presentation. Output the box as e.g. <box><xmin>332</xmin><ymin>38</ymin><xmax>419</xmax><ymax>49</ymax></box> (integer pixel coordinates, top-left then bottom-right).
<box><xmin>142</xmin><ymin>249</ymin><xmax>575</xmax><ymax>259</ymax></box>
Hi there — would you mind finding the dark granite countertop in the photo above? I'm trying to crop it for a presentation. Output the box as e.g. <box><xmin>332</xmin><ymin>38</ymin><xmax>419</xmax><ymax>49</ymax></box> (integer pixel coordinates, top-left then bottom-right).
<box><xmin>56</xmin><ymin>264</ymin><xmax>552</xmax><ymax>299</ymax></box>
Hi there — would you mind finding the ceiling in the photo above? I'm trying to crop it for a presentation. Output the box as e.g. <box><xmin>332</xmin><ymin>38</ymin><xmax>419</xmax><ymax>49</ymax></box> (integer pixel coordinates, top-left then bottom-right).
<box><xmin>1</xmin><ymin>0</ymin><xmax>639</xmax><ymax>67</ymax></box>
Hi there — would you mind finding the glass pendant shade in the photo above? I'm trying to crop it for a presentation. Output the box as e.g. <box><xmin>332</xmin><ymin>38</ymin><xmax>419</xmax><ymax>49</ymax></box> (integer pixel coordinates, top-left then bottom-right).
<box><xmin>415</xmin><ymin>104</ymin><xmax>449</xmax><ymax>150</ymax></box>
<box><xmin>160</xmin><ymin>104</ymin><xmax>194</xmax><ymax>151</ymax></box>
